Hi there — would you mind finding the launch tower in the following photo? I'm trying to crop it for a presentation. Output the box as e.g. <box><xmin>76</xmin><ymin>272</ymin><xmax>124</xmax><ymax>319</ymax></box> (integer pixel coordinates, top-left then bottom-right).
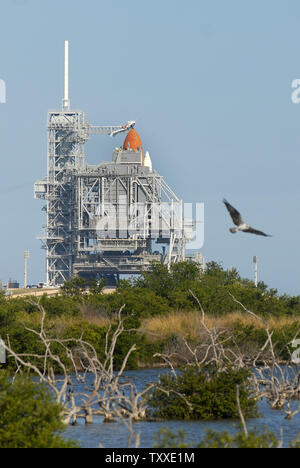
<box><xmin>34</xmin><ymin>42</ymin><xmax>188</xmax><ymax>286</ymax></box>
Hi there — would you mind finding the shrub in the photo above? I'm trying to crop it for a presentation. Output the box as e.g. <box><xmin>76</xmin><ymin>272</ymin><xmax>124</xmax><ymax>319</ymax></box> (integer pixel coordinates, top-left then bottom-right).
<box><xmin>0</xmin><ymin>372</ymin><xmax>78</xmax><ymax>448</ymax></box>
<box><xmin>147</xmin><ymin>366</ymin><xmax>257</xmax><ymax>420</ymax></box>
<box><xmin>154</xmin><ymin>427</ymin><xmax>279</xmax><ymax>449</ymax></box>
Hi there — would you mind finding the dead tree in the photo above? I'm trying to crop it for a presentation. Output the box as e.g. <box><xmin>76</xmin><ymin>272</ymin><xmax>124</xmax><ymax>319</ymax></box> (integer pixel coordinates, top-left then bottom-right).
<box><xmin>3</xmin><ymin>301</ymin><xmax>152</xmax><ymax>427</ymax></box>
<box><xmin>229</xmin><ymin>293</ymin><xmax>300</xmax><ymax>414</ymax></box>
<box><xmin>154</xmin><ymin>290</ymin><xmax>246</xmax><ymax>372</ymax></box>
<box><xmin>154</xmin><ymin>290</ymin><xmax>300</xmax><ymax>419</ymax></box>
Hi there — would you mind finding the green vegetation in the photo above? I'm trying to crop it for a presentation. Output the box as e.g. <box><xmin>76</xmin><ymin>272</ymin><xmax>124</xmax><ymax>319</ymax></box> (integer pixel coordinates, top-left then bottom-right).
<box><xmin>0</xmin><ymin>372</ymin><xmax>78</xmax><ymax>448</ymax></box>
<box><xmin>1</xmin><ymin>261</ymin><xmax>300</xmax><ymax>372</ymax></box>
<box><xmin>154</xmin><ymin>427</ymin><xmax>281</xmax><ymax>449</ymax></box>
<box><xmin>1</xmin><ymin>263</ymin><xmax>300</xmax><ymax>447</ymax></box>
<box><xmin>147</xmin><ymin>366</ymin><xmax>257</xmax><ymax>420</ymax></box>
<box><xmin>128</xmin><ymin>261</ymin><xmax>300</xmax><ymax>317</ymax></box>
<box><xmin>61</xmin><ymin>276</ymin><xmax>106</xmax><ymax>298</ymax></box>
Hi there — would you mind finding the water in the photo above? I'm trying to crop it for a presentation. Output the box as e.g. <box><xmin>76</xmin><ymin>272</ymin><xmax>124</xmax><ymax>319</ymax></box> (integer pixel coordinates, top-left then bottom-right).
<box><xmin>63</xmin><ymin>368</ymin><xmax>300</xmax><ymax>448</ymax></box>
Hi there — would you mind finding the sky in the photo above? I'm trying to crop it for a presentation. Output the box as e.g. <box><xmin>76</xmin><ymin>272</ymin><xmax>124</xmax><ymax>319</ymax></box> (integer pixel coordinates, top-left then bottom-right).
<box><xmin>0</xmin><ymin>0</ymin><xmax>300</xmax><ymax>294</ymax></box>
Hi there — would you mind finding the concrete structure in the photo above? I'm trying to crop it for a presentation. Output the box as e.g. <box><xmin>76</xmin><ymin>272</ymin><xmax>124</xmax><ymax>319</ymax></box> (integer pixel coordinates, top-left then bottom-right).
<box><xmin>7</xmin><ymin>280</ymin><xmax>19</xmax><ymax>289</ymax></box>
<box><xmin>34</xmin><ymin>42</ymin><xmax>196</xmax><ymax>287</ymax></box>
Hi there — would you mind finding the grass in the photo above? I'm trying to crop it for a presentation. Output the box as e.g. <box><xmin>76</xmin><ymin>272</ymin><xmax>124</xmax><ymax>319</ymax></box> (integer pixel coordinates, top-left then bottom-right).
<box><xmin>22</xmin><ymin>309</ymin><xmax>299</xmax><ymax>343</ymax></box>
<box><xmin>6</xmin><ymin>307</ymin><xmax>300</xmax><ymax>369</ymax></box>
<box><xmin>141</xmin><ymin>311</ymin><xmax>300</xmax><ymax>342</ymax></box>
<box><xmin>12</xmin><ymin>306</ymin><xmax>300</xmax><ymax>365</ymax></box>
<box><xmin>15</xmin><ymin>310</ymin><xmax>109</xmax><ymax>336</ymax></box>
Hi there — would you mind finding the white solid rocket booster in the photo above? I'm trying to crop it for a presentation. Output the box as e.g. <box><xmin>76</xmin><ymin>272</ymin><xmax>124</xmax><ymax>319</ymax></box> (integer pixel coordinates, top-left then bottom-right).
<box><xmin>143</xmin><ymin>151</ymin><xmax>152</xmax><ymax>172</ymax></box>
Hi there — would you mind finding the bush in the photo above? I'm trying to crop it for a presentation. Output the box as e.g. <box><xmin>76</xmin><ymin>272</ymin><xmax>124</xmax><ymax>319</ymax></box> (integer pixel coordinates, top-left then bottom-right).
<box><xmin>39</xmin><ymin>295</ymin><xmax>81</xmax><ymax>317</ymax></box>
<box><xmin>88</xmin><ymin>285</ymin><xmax>170</xmax><ymax>318</ymax></box>
<box><xmin>154</xmin><ymin>427</ymin><xmax>280</xmax><ymax>449</ymax></box>
<box><xmin>198</xmin><ymin>427</ymin><xmax>278</xmax><ymax>448</ymax></box>
<box><xmin>61</xmin><ymin>277</ymin><xmax>106</xmax><ymax>298</ymax></box>
<box><xmin>61</xmin><ymin>313</ymin><xmax>161</xmax><ymax>370</ymax></box>
<box><xmin>0</xmin><ymin>372</ymin><xmax>78</xmax><ymax>448</ymax></box>
<box><xmin>231</xmin><ymin>321</ymin><xmax>300</xmax><ymax>360</ymax></box>
<box><xmin>123</xmin><ymin>260</ymin><xmax>300</xmax><ymax>317</ymax></box>
<box><xmin>147</xmin><ymin>366</ymin><xmax>257</xmax><ymax>420</ymax></box>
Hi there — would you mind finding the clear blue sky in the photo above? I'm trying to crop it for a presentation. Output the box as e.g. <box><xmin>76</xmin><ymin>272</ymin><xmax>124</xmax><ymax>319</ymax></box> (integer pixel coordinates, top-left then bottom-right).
<box><xmin>0</xmin><ymin>0</ymin><xmax>300</xmax><ymax>294</ymax></box>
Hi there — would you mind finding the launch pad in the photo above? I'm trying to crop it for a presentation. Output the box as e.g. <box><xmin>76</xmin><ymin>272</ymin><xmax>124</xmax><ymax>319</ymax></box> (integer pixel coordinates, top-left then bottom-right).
<box><xmin>34</xmin><ymin>42</ymin><xmax>190</xmax><ymax>287</ymax></box>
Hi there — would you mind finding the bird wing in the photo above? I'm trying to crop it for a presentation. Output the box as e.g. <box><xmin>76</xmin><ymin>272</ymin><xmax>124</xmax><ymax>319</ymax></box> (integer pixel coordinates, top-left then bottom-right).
<box><xmin>223</xmin><ymin>199</ymin><xmax>244</xmax><ymax>226</ymax></box>
<box><xmin>243</xmin><ymin>226</ymin><xmax>271</xmax><ymax>237</ymax></box>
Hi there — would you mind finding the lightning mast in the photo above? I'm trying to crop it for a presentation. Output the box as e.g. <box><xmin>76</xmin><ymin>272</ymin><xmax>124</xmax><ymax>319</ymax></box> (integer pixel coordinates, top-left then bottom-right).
<box><xmin>35</xmin><ymin>41</ymin><xmax>88</xmax><ymax>285</ymax></box>
<box><xmin>34</xmin><ymin>41</ymin><xmax>189</xmax><ymax>287</ymax></box>
<box><xmin>63</xmin><ymin>40</ymin><xmax>70</xmax><ymax>111</ymax></box>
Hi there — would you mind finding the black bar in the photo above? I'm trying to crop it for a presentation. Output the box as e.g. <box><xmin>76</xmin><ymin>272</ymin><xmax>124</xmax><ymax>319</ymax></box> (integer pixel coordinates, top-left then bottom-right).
<box><xmin>96</xmin><ymin>449</ymin><xmax>198</xmax><ymax>465</ymax></box>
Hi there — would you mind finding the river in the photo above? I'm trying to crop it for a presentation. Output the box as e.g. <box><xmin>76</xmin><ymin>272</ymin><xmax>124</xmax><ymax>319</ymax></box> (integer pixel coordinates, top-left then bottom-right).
<box><xmin>61</xmin><ymin>368</ymin><xmax>300</xmax><ymax>448</ymax></box>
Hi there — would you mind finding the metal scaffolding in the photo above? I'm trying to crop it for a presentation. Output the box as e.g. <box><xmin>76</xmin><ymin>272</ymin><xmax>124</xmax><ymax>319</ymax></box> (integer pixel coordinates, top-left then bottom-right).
<box><xmin>34</xmin><ymin>42</ymin><xmax>188</xmax><ymax>287</ymax></box>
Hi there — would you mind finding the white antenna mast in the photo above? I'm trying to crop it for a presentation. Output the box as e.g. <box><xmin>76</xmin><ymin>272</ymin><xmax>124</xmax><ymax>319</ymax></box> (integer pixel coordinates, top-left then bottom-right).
<box><xmin>62</xmin><ymin>40</ymin><xmax>70</xmax><ymax>111</ymax></box>
<box><xmin>253</xmin><ymin>255</ymin><xmax>258</xmax><ymax>287</ymax></box>
<box><xmin>24</xmin><ymin>250</ymin><xmax>30</xmax><ymax>289</ymax></box>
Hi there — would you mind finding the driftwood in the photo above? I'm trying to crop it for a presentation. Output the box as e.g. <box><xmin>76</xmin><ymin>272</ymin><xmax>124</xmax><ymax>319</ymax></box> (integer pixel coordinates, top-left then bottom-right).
<box><xmin>154</xmin><ymin>290</ymin><xmax>244</xmax><ymax>373</ymax></box>
<box><xmin>154</xmin><ymin>290</ymin><xmax>300</xmax><ymax>420</ymax></box>
<box><xmin>3</xmin><ymin>301</ymin><xmax>153</xmax><ymax>430</ymax></box>
<box><xmin>228</xmin><ymin>293</ymin><xmax>300</xmax><ymax>415</ymax></box>
<box><xmin>3</xmin><ymin>290</ymin><xmax>300</xmax><ymax>450</ymax></box>
<box><xmin>2</xmin><ymin>299</ymin><xmax>191</xmax><ymax>447</ymax></box>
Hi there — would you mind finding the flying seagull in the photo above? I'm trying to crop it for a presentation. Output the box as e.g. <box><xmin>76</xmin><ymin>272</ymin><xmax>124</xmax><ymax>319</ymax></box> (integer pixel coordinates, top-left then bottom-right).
<box><xmin>223</xmin><ymin>199</ymin><xmax>271</xmax><ymax>237</ymax></box>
